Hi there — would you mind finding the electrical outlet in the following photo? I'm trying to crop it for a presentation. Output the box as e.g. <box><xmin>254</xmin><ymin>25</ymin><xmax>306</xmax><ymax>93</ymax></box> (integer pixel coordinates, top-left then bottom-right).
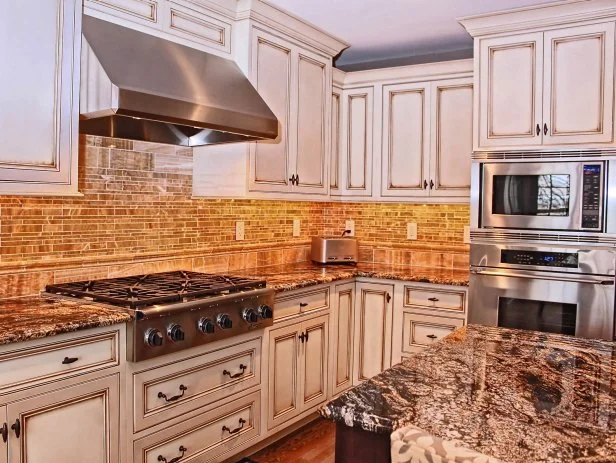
<box><xmin>236</xmin><ymin>221</ymin><xmax>245</xmax><ymax>241</ymax></box>
<box><xmin>463</xmin><ymin>225</ymin><xmax>471</xmax><ymax>244</ymax></box>
<box><xmin>345</xmin><ymin>219</ymin><xmax>355</xmax><ymax>236</ymax></box>
<box><xmin>293</xmin><ymin>219</ymin><xmax>301</xmax><ymax>237</ymax></box>
<box><xmin>407</xmin><ymin>222</ymin><xmax>417</xmax><ymax>240</ymax></box>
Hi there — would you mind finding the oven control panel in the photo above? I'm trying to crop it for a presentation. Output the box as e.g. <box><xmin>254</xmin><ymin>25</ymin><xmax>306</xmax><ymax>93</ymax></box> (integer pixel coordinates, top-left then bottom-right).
<box><xmin>501</xmin><ymin>250</ymin><xmax>579</xmax><ymax>268</ymax></box>
<box><xmin>581</xmin><ymin>164</ymin><xmax>603</xmax><ymax>229</ymax></box>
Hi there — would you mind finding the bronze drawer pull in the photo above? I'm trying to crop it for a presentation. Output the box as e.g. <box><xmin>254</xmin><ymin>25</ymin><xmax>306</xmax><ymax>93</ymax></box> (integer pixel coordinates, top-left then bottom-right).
<box><xmin>11</xmin><ymin>419</ymin><xmax>20</xmax><ymax>439</ymax></box>
<box><xmin>223</xmin><ymin>364</ymin><xmax>247</xmax><ymax>379</ymax></box>
<box><xmin>0</xmin><ymin>423</ymin><xmax>7</xmax><ymax>443</ymax></box>
<box><xmin>426</xmin><ymin>334</ymin><xmax>438</xmax><ymax>340</ymax></box>
<box><xmin>62</xmin><ymin>356</ymin><xmax>79</xmax><ymax>365</ymax></box>
<box><xmin>222</xmin><ymin>418</ymin><xmax>246</xmax><ymax>435</ymax></box>
<box><xmin>157</xmin><ymin>445</ymin><xmax>187</xmax><ymax>463</ymax></box>
<box><xmin>299</xmin><ymin>302</ymin><xmax>308</xmax><ymax>308</ymax></box>
<box><xmin>428</xmin><ymin>297</ymin><xmax>439</xmax><ymax>302</ymax></box>
<box><xmin>158</xmin><ymin>384</ymin><xmax>188</xmax><ymax>402</ymax></box>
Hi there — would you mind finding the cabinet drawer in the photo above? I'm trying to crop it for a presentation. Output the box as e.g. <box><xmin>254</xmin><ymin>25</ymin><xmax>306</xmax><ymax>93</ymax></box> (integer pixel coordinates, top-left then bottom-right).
<box><xmin>0</xmin><ymin>330</ymin><xmax>120</xmax><ymax>394</ymax></box>
<box><xmin>133</xmin><ymin>337</ymin><xmax>261</xmax><ymax>432</ymax></box>
<box><xmin>402</xmin><ymin>313</ymin><xmax>464</xmax><ymax>354</ymax></box>
<box><xmin>85</xmin><ymin>0</ymin><xmax>159</xmax><ymax>25</ymax></box>
<box><xmin>133</xmin><ymin>391</ymin><xmax>260</xmax><ymax>463</ymax></box>
<box><xmin>164</xmin><ymin>2</ymin><xmax>231</xmax><ymax>54</ymax></box>
<box><xmin>274</xmin><ymin>287</ymin><xmax>330</xmax><ymax>320</ymax></box>
<box><xmin>404</xmin><ymin>285</ymin><xmax>466</xmax><ymax>313</ymax></box>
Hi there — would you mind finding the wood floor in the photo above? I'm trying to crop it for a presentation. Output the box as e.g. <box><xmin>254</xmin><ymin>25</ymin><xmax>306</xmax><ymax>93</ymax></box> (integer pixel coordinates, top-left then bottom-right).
<box><xmin>249</xmin><ymin>418</ymin><xmax>335</xmax><ymax>463</ymax></box>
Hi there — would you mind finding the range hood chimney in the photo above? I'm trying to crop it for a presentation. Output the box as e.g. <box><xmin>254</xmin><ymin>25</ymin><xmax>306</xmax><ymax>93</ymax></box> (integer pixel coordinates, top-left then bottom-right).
<box><xmin>80</xmin><ymin>16</ymin><xmax>278</xmax><ymax>147</ymax></box>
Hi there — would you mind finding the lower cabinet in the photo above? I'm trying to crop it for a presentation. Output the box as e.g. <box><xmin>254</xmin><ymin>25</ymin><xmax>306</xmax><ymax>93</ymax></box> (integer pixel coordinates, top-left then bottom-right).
<box><xmin>330</xmin><ymin>282</ymin><xmax>355</xmax><ymax>396</ymax></box>
<box><xmin>267</xmin><ymin>314</ymin><xmax>329</xmax><ymax>430</ymax></box>
<box><xmin>353</xmin><ymin>282</ymin><xmax>394</xmax><ymax>384</ymax></box>
<box><xmin>6</xmin><ymin>374</ymin><xmax>120</xmax><ymax>463</ymax></box>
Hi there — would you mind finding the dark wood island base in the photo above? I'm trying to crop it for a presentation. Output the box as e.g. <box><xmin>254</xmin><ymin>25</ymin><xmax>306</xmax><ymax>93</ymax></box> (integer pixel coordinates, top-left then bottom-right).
<box><xmin>335</xmin><ymin>422</ymin><xmax>391</xmax><ymax>463</ymax></box>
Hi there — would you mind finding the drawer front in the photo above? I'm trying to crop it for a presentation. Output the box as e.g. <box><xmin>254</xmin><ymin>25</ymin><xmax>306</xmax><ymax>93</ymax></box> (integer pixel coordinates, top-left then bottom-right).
<box><xmin>164</xmin><ymin>2</ymin><xmax>231</xmax><ymax>54</ymax></box>
<box><xmin>0</xmin><ymin>330</ymin><xmax>119</xmax><ymax>394</ymax></box>
<box><xmin>85</xmin><ymin>0</ymin><xmax>159</xmax><ymax>25</ymax></box>
<box><xmin>134</xmin><ymin>391</ymin><xmax>260</xmax><ymax>463</ymax></box>
<box><xmin>404</xmin><ymin>285</ymin><xmax>466</xmax><ymax>313</ymax></box>
<box><xmin>134</xmin><ymin>337</ymin><xmax>260</xmax><ymax>432</ymax></box>
<box><xmin>274</xmin><ymin>287</ymin><xmax>330</xmax><ymax>321</ymax></box>
<box><xmin>402</xmin><ymin>313</ymin><xmax>464</xmax><ymax>354</ymax></box>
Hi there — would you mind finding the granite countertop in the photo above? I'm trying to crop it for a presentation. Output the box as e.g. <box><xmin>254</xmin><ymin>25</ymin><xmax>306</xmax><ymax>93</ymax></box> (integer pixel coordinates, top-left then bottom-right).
<box><xmin>0</xmin><ymin>296</ymin><xmax>131</xmax><ymax>346</ymax></box>
<box><xmin>321</xmin><ymin>325</ymin><xmax>616</xmax><ymax>462</ymax></box>
<box><xmin>239</xmin><ymin>262</ymin><xmax>469</xmax><ymax>292</ymax></box>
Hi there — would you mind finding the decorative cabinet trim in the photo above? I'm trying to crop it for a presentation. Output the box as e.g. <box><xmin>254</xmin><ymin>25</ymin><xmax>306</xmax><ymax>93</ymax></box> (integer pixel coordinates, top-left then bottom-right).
<box><xmin>330</xmin><ymin>90</ymin><xmax>341</xmax><ymax>190</ymax></box>
<box><xmin>346</xmin><ymin>93</ymin><xmax>370</xmax><ymax>191</ymax></box>
<box><xmin>86</xmin><ymin>0</ymin><xmax>158</xmax><ymax>23</ymax></box>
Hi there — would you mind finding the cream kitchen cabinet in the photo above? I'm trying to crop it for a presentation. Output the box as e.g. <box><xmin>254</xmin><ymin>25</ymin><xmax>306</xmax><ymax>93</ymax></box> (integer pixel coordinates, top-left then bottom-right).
<box><xmin>353</xmin><ymin>282</ymin><xmax>394</xmax><ymax>384</ymax></box>
<box><xmin>462</xmin><ymin>4</ymin><xmax>616</xmax><ymax>150</ymax></box>
<box><xmin>330</xmin><ymin>282</ymin><xmax>355</xmax><ymax>396</ymax></box>
<box><xmin>267</xmin><ymin>314</ymin><xmax>329</xmax><ymax>430</ymax></box>
<box><xmin>0</xmin><ymin>0</ymin><xmax>81</xmax><ymax>195</ymax></box>
<box><xmin>330</xmin><ymin>85</ymin><xmax>343</xmax><ymax>192</ymax></box>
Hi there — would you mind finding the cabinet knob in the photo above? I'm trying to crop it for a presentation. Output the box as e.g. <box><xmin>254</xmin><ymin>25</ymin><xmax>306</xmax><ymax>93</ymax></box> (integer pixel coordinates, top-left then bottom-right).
<box><xmin>62</xmin><ymin>356</ymin><xmax>79</xmax><ymax>365</ymax></box>
<box><xmin>544</xmin><ymin>123</ymin><xmax>548</xmax><ymax>136</ymax></box>
<box><xmin>0</xmin><ymin>423</ymin><xmax>7</xmax><ymax>443</ymax></box>
<box><xmin>386</xmin><ymin>293</ymin><xmax>392</xmax><ymax>303</ymax></box>
<box><xmin>428</xmin><ymin>297</ymin><xmax>439</xmax><ymax>302</ymax></box>
<box><xmin>536</xmin><ymin>123</ymin><xmax>541</xmax><ymax>136</ymax></box>
<box><xmin>423</xmin><ymin>180</ymin><xmax>428</xmax><ymax>190</ymax></box>
<box><xmin>11</xmin><ymin>419</ymin><xmax>20</xmax><ymax>439</ymax></box>
<box><xmin>427</xmin><ymin>334</ymin><xmax>438</xmax><ymax>340</ymax></box>
<box><xmin>429</xmin><ymin>180</ymin><xmax>434</xmax><ymax>190</ymax></box>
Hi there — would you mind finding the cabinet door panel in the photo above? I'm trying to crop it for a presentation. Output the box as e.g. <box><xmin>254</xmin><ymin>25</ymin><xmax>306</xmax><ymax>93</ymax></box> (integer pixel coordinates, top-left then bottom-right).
<box><xmin>402</xmin><ymin>313</ymin><xmax>464</xmax><ymax>354</ymax></box>
<box><xmin>267</xmin><ymin>324</ymin><xmax>300</xmax><ymax>429</ymax></box>
<box><xmin>543</xmin><ymin>23</ymin><xmax>614</xmax><ymax>145</ymax></box>
<box><xmin>330</xmin><ymin>90</ymin><xmax>341</xmax><ymax>191</ymax></box>
<box><xmin>381</xmin><ymin>83</ymin><xmax>430</xmax><ymax>197</ymax></box>
<box><xmin>8</xmin><ymin>375</ymin><xmax>119</xmax><ymax>463</ymax></box>
<box><xmin>295</xmin><ymin>52</ymin><xmax>329</xmax><ymax>194</ymax></box>
<box><xmin>85</xmin><ymin>0</ymin><xmax>159</xmax><ymax>26</ymax></box>
<box><xmin>430</xmin><ymin>79</ymin><xmax>473</xmax><ymax>197</ymax></box>
<box><xmin>353</xmin><ymin>283</ymin><xmax>393</xmax><ymax>384</ymax></box>
<box><xmin>478</xmin><ymin>32</ymin><xmax>543</xmax><ymax>148</ymax></box>
<box><xmin>249</xmin><ymin>31</ymin><xmax>293</xmax><ymax>192</ymax></box>
<box><xmin>300</xmin><ymin>315</ymin><xmax>328</xmax><ymax>409</ymax></box>
<box><xmin>331</xmin><ymin>283</ymin><xmax>354</xmax><ymax>396</ymax></box>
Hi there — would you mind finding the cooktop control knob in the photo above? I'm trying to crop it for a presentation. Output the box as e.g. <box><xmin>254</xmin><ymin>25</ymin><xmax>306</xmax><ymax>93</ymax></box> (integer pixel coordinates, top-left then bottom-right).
<box><xmin>167</xmin><ymin>324</ymin><xmax>185</xmax><ymax>342</ymax></box>
<box><xmin>197</xmin><ymin>318</ymin><xmax>215</xmax><ymax>334</ymax></box>
<box><xmin>145</xmin><ymin>329</ymin><xmax>164</xmax><ymax>347</ymax></box>
<box><xmin>242</xmin><ymin>308</ymin><xmax>259</xmax><ymax>323</ymax></box>
<box><xmin>217</xmin><ymin>314</ymin><xmax>233</xmax><ymax>329</ymax></box>
<box><xmin>258</xmin><ymin>304</ymin><xmax>273</xmax><ymax>319</ymax></box>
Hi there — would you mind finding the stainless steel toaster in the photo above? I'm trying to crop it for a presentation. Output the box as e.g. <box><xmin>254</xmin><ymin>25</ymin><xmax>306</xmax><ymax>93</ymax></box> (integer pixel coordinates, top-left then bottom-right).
<box><xmin>311</xmin><ymin>236</ymin><xmax>358</xmax><ymax>264</ymax></box>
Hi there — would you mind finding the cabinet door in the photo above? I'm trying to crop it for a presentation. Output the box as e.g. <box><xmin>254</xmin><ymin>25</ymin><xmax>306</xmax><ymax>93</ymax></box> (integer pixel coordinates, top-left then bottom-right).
<box><xmin>338</xmin><ymin>87</ymin><xmax>374</xmax><ymax>197</ymax></box>
<box><xmin>381</xmin><ymin>82</ymin><xmax>430</xmax><ymax>197</ymax></box>
<box><xmin>331</xmin><ymin>283</ymin><xmax>355</xmax><ymax>396</ymax></box>
<box><xmin>478</xmin><ymin>32</ymin><xmax>544</xmax><ymax>148</ymax></box>
<box><xmin>267</xmin><ymin>323</ymin><xmax>301</xmax><ymax>430</ymax></box>
<box><xmin>299</xmin><ymin>315</ymin><xmax>329</xmax><ymax>410</ymax></box>
<box><xmin>7</xmin><ymin>375</ymin><xmax>120</xmax><ymax>463</ymax></box>
<box><xmin>543</xmin><ymin>23</ymin><xmax>615</xmax><ymax>145</ymax></box>
<box><xmin>330</xmin><ymin>89</ymin><xmax>342</xmax><ymax>192</ymax></box>
<box><xmin>294</xmin><ymin>50</ymin><xmax>330</xmax><ymax>195</ymax></box>
<box><xmin>429</xmin><ymin>79</ymin><xmax>473</xmax><ymax>197</ymax></box>
<box><xmin>353</xmin><ymin>283</ymin><xmax>394</xmax><ymax>384</ymax></box>
<box><xmin>249</xmin><ymin>30</ymin><xmax>294</xmax><ymax>193</ymax></box>
<box><xmin>84</xmin><ymin>0</ymin><xmax>160</xmax><ymax>28</ymax></box>
<box><xmin>0</xmin><ymin>0</ymin><xmax>81</xmax><ymax>194</ymax></box>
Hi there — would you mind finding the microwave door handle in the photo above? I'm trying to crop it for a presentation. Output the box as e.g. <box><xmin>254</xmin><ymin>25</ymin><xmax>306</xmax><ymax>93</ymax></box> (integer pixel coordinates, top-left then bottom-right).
<box><xmin>471</xmin><ymin>269</ymin><xmax>614</xmax><ymax>286</ymax></box>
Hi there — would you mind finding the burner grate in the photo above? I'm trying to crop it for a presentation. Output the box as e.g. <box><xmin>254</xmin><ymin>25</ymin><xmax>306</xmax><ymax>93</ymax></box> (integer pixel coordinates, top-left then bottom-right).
<box><xmin>45</xmin><ymin>271</ymin><xmax>266</xmax><ymax>309</ymax></box>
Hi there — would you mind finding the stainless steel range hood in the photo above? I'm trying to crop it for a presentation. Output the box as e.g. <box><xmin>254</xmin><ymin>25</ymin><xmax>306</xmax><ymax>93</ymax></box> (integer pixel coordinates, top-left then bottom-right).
<box><xmin>80</xmin><ymin>16</ymin><xmax>278</xmax><ymax>147</ymax></box>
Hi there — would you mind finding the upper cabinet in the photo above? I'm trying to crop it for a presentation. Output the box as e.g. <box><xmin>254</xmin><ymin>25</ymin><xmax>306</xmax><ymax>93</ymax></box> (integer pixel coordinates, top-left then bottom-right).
<box><xmin>460</xmin><ymin>1</ymin><xmax>616</xmax><ymax>151</ymax></box>
<box><xmin>0</xmin><ymin>0</ymin><xmax>82</xmax><ymax>195</ymax></box>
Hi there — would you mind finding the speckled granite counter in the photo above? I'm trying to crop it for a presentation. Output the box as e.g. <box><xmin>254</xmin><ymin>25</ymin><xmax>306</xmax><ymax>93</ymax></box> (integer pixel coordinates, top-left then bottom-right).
<box><xmin>321</xmin><ymin>325</ymin><xmax>616</xmax><ymax>462</ymax></box>
<box><xmin>239</xmin><ymin>262</ymin><xmax>469</xmax><ymax>292</ymax></box>
<box><xmin>0</xmin><ymin>296</ymin><xmax>131</xmax><ymax>346</ymax></box>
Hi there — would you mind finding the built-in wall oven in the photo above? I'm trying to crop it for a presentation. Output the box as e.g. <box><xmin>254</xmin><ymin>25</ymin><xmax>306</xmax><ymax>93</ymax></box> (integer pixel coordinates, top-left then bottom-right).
<box><xmin>471</xmin><ymin>159</ymin><xmax>616</xmax><ymax>233</ymax></box>
<box><xmin>469</xmin><ymin>242</ymin><xmax>616</xmax><ymax>340</ymax></box>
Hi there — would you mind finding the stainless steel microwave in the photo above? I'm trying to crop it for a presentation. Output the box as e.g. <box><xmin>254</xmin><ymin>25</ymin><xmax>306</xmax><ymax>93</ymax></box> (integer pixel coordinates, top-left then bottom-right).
<box><xmin>472</xmin><ymin>160</ymin><xmax>616</xmax><ymax>233</ymax></box>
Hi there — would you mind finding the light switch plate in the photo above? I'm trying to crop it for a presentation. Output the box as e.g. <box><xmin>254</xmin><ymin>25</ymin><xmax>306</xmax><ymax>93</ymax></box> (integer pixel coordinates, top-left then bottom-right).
<box><xmin>407</xmin><ymin>222</ymin><xmax>417</xmax><ymax>240</ymax></box>
<box><xmin>236</xmin><ymin>221</ymin><xmax>245</xmax><ymax>241</ymax></box>
<box><xmin>345</xmin><ymin>219</ymin><xmax>355</xmax><ymax>236</ymax></box>
<box><xmin>293</xmin><ymin>219</ymin><xmax>301</xmax><ymax>237</ymax></box>
<box><xmin>463</xmin><ymin>225</ymin><xmax>471</xmax><ymax>244</ymax></box>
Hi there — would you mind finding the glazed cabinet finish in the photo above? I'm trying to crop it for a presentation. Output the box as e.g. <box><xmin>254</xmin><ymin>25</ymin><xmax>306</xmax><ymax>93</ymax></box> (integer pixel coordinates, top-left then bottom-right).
<box><xmin>330</xmin><ymin>89</ymin><xmax>342</xmax><ymax>191</ymax></box>
<box><xmin>0</xmin><ymin>0</ymin><xmax>81</xmax><ymax>194</ymax></box>
<box><xmin>330</xmin><ymin>283</ymin><xmax>355</xmax><ymax>396</ymax></box>
<box><xmin>353</xmin><ymin>282</ymin><xmax>394</xmax><ymax>384</ymax></box>
<box><xmin>85</xmin><ymin>0</ymin><xmax>160</xmax><ymax>27</ymax></box>
<box><xmin>7</xmin><ymin>374</ymin><xmax>120</xmax><ymax>463</ymax></box>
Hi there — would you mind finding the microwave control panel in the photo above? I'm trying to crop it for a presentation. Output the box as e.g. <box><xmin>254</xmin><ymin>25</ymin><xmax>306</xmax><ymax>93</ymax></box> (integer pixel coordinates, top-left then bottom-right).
<box><xmin>501</xmin><ymin>250</ymin><xmax>579</xmax><ymax>268</ymax></box>
<box><xmin>581</xmin><ymin>164</ymin><xmax>603</xmax><ymax>229</ymax></box>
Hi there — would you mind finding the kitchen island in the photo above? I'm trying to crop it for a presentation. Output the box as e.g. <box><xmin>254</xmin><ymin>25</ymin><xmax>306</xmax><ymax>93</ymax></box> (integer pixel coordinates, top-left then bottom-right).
<box><xmin>321</xmin><ymin>324</ymin><xmax>616</xmax><ymax>463</ymax></box>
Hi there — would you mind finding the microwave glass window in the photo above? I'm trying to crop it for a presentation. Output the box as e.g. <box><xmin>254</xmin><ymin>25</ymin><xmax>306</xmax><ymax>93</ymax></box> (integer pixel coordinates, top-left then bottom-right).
<box><xmin>498</xmin><ymin>297</ymin><xmax>576</xmax><ymax>336</ymax></box>
<box><xmin>492</xmin><ymin>175</ymin><xmax>571</xmax><ymax>216</ymax></box>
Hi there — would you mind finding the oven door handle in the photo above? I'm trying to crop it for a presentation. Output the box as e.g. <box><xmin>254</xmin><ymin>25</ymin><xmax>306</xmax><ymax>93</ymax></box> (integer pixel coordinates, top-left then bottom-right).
<box><xmin>471</xmin><ymin>269</ymin><xmax>614</xmax><ymax>286</ymax></box>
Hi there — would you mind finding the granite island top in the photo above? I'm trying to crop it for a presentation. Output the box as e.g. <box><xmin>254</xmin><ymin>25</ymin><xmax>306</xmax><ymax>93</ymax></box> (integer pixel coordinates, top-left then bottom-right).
<box><xmin>0</xmin><ymin>296</ymin><xmax>131</xmax><ymax>346</ymax></box>
<box><xmin>321</xmin><ymin>324</ymin><xmax>616</xmax><ymax>462</ymax></box>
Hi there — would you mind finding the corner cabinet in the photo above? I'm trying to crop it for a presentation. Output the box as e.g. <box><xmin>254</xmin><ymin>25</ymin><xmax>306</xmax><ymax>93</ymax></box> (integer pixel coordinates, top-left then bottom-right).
<box><xmin>0</xmin><ymin>0</ymin><xmax>82</xmax><ymax>195</ymax></box>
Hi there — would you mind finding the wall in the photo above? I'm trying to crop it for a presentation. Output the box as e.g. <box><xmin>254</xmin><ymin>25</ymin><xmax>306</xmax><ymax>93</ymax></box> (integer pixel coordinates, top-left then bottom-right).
<box><xmin>0</xmin><ymin>136</ymin><xmax>468</xmax><ymax>297</ymax></box>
